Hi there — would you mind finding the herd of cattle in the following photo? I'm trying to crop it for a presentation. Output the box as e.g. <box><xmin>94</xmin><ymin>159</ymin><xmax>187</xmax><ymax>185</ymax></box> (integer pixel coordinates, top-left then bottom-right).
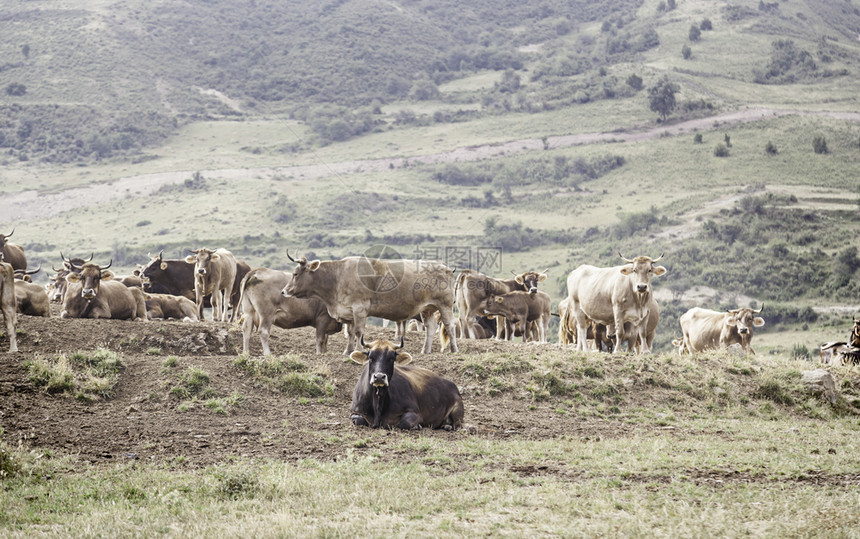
<box><xmin>2</xmin><ymin>228</ymin><xmax>859</xmax><ymax>430</ymax></box>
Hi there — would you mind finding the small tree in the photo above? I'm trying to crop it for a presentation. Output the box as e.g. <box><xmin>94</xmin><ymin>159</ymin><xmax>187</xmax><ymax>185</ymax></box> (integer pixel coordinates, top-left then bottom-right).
<box><xmin>693</xmin><ymin>133</ymin><xmax>703</xmax><ymax>144</ymax></box>
<box><xmin>626</xmin><ymin>73</ymin><xmax>643</xmax><ymax>91</ymax></box>
<box><xmin>765</xmin><ymin>141</ymin><xmax>778</xmax><ymax>155</ymax></box>
<box><xmin>700</xmin><ymin>19</ymin><xmax>713</xmax><ymax>31</ymax></box>
<box><xmin>689</xmin><ymin>25</ymin><xmax>701</xmax><ymax>42</ymax></box>
<box><xmin>812</xmin><ymin>135</ymin><xmax>828</xmax><ymax>154</ymax></box>
<box><xmin>682</xmin><ymin>45</ymin><xmax>692</xmax><ymax>59</ymax></box>
<box><xmin>647</xmin><ymin>76</ymin><xmax>679</xmax><ymax>121</ymax></box>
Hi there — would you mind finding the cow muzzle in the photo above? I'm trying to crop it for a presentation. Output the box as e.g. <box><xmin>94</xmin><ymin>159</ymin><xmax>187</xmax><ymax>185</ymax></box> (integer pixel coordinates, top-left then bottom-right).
<box><xmin>82</xmin><ymin>288</ymin><xmax>96</xmax><ymax>299</ymax></box>
<box><xmin>738</xmin><ymin>327</ymin><xmax>750</xmax><ymax>335</ymax></box>
<box><xmin>197</xmin><ymin>268</ymin><xmax>207</xmax><ymax>275</ymax></box>
<box><xmin>371</xmin><ymin>373</ymin><xmax>389</xmax><ymax>387</ymax></box>
<box><xmin>528</xmin><ymin>286</ymin><xmax>538</xmax><ymax>295</ymax></box>
<box><xmin>636</xmin><ymin>284</ymin><xmax>649</xmax><ymax>293</ymax></box>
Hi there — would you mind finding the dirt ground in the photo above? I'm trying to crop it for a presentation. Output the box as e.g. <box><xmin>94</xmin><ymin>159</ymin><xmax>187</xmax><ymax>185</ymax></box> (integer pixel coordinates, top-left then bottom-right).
<box><xmin>0</xmin><ymin>313</ymin><xmax>636</xmax><ymax>468</ymax></box>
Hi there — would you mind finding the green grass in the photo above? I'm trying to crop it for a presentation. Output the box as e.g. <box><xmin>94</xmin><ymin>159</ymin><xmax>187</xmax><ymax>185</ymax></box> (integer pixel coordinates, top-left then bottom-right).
<box><xmin>1</xmin><ymin>414</ymin><xmax>859</xmax><ymax>536</ymax></box>
<box><xmin>25</xmin><ymin>349</ymin><xmax>124</xmax><ymax>401</ymax></box>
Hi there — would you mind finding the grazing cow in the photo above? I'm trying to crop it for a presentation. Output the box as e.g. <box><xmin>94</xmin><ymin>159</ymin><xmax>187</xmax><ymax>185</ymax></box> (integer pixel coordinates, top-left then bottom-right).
<box><xmin>819</xmin><ymin>316</ymin><xmax>860</xmax><ymax>365</ymax></box>
<box><xmin>481</xmin><ymin>290</ymin><xmax>551</xmax><ymax>343</ymax></box>
<box><xmin>1</xmin><ymin>260</ymin><xmax>18</xmax><ymax>352</ymax></box>
<box><xmin>61</xmin><ymin>260</ymin><xmax>147</xmax><ymax>320</ymax></box>
<box><xmin>14</xmin><ymin>274</ymin><xmax>50</xmax><ymax>317</ymax></box>
<box><xmin>283</xmin><ymin>252</ymin><xmax>458</xmax><ymax>354</ymax></box>
<box><xmin>676</xmin><ymin>305</ymin><xmax>765</xmax><ymax>355</ymax></box>
<box><xmin>566</xmin><ymin>254</ymin><xmax>666</xmax><ymax>354</ymax></box>
<box><xmin>455</xmin><ymin>268</ymin><xmax>547</xmax><ymax>340</ymax></box>
<box><xmin>144</xmin><ymin>293</ymin><xmax>199</xmax><ymax>321</ymax></box>
<box><xmin>0</xmin><ymin>228</ymin><xmax>27</xmax><ymax>271</ymax></box>
<box><xmin>348</xmin><ymin>337</ymin><xmax>464</xmax><ymax>430</ymax></box>
<box><xmin>185</xmin><ymin>248</ymin><xmax>237</xmax><ymax>322</ymax></box>
<box><xmin>240</xmin><ymin>267</ymin><xmax>342</xmax><ymax>355</ymax></box>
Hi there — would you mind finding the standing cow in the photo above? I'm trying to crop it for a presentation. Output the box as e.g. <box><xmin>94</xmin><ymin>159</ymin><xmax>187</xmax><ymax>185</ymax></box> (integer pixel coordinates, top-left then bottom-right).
<box><xmin>1</xmin><ymin>259</ymin><xmax>18</xmax><ymax>352</ymax></box>
<box><xmin>348</xmin><ymin>337</ymin><xmax>463</xmax><ymax>430</ymax></box>
<box><xmin>0</xmin><ymin>229</ymin><xmax>27</xmax><ymax>271</ymax></box>
<box><xmin>185</xmin><ymin>248</ymin><xmax>237</xmax><ymax>322</ymax></box>
<box><xmin>240</xmin><ymin>267</ymin><xmax>342</xmax><ymax>355</ymax></box>
<box><xmin>455</xmin><ymin>269</ymin><xmax>547</xmax><ymax>340</ymax></box>
<box><xmin>481</xmin><ymin>290</ymin><xmax>551</xmax><ymax>343</ymax></box>
<box><xmin>676</xmin><ymin>306</ymin><xmax>765</xmax><ymax>355</ymax></box>
<box><xmin>61</xmin><ymin>260</ymin><xmax>148</xmax><ymax>320</ymax></box>
<box><xmin>566</xmin><ymin>253</ymin><xmax>666</xmax><ymax>354</ymax></box>
<box><xmin>282</xmin><ymin>252</ymin><xmax>458</xmax><ymax>354</ymax></box>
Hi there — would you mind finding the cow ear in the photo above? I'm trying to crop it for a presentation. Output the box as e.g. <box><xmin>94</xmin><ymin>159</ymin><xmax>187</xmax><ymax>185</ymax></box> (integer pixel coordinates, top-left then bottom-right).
<box><xmin>101</xmin><ymin>270</ymin><xmax>115</xmax><ymax>281</ymax></box>
<box><xmin>349</xmin><ymin>351</ymin><xmax>369</xmax><ymax>365</ymax></box>
<box><xmin>620</xmin><ymin>265</ymin><xmax>633</xmax><ymax>275</ymax></box>
<box><xmin>395</xmin><ymin>351</ymin><xmax>413</xmax><ymax>365</ymax></box>
<box><xmin>495</xmin><ymin>296</ymin><xmax>504</xmax><ymax>303</ymax></box>
<box><xmin>211</xmin><ymin>253</ymin><xmax>220</xmax><ymax>261</ymax></box>
<box><xmin>160</xmin><ymin>262</ymin><xmax>169</xmax><ymax>270</ymax></box>
<box><xmin>538</xmin><ymin>273</ymin><xmax>547</xmax><ymax>282</ymax></box>
<box><xmin>133</xmin><ymin>269</ymin><xmax>140</xmax><ymax>276</ymax></box>
<box><xmin>515</xmin><ymin>275</ymin><xmax>524</xmax><ymax>284</ymax></box>
<box><xmin>66</xmin><ymin>272</ymin><xmax>81</xmax><ymax>283</ymax></box>
<box><xmin>184</xmin><ymin>255</ymin><xmax>196</xmax><ymax>264</ymax></box>
<box><xmin>653</xmin><ymin>265</ymin><xmax>667</xmax><ymax>276</ymax></box>
<box><xmin>308</xmin><ymin>260</ymin><xmax>321</xmax><ymax>271</ymax></box>
<box><xmin>753</xmin><ymin>317</ymin><xmax>765</xmax><ymax>327</ymax></box>
<box><xmin>725</xmin><ymin>316</ymin><xmax>738</xmax><ymax>327</ymax></box>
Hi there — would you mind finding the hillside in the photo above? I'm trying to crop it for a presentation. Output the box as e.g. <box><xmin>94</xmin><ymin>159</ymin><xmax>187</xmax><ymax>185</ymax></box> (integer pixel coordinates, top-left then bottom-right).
<box><xmin>2</xmin><ymin>0</ymin><xmax>860</xmax><ymax>353</ymax></box>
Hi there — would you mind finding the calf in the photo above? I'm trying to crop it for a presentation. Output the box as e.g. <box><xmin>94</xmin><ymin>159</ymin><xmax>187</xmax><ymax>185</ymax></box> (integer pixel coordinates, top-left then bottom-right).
<box><xmin>1</xmin><ymin>260</ymin><xmax>18</xmax><ymax>352</ymax></box>
<box><xmin>481</xmin><ymin>290</ymin><xmax>551</xmax><ymax>343</ymax></box>
<box><xmin>185</xmin><ymin>248</ymin><xmax>237</xmax><ymax>322</ymax></box>
<box><xmin>14</xmin><ymin>277</ymin><xmax>51</xmax><ymax>317</ymax></box>
<box><xmin>678</xmin><ymin>306</ymin><xmax>765</xmax><ymax>355</ymax></box>
<box><xmin>61</xmin><ymin>261</ymin><xmax>147</xmax><ymax>320</ymax></box>
<box><xmin>240</xmin><ymin>267</ymin><xmax>342</xmax><ymax>355</ymax></box>
<box><xmin>144</xmin><ymin>293</ymin><xmax>199</xmax><ymax>321</ymax></box>
<box><xmin>349</xmin><ymin>337</ymin><xmax>463</xmax><ymax>430</ymax></box>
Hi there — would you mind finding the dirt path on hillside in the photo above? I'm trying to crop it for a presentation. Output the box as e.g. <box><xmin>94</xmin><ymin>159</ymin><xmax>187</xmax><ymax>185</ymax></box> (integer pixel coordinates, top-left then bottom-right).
<box><xmin>3</xmin><ymin>107</ymin><xmax>859</xmax><ymax>222</ymax></box>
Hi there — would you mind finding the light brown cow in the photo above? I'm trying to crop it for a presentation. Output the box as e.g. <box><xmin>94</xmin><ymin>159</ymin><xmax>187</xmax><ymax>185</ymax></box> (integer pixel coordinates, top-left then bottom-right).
<box><xmin>61</xmin><ymin>261</ymin><xmax>147</xmax><ymax>320</ymax></box>
<box><xmin>240</xmin><ymin>267</ymin><xmax>342</xmax><ymax>355</ymax></box>
<box><xmin>144</xmin><ymin>293</ymin><xmax>199</xmax><ymax>321</ymax></box>
<box><xmin>0</xmin><ymin>228</ymin><xmax>26</xmax><ymax>271</ymax></box>
<box><xmin>1</xmin><ymin>260</ymin><xmax>18</xmax><ymax>352</ymax></box>
<box><xmin>14</xmin><ymin>276</ymin><xmax>51</xmax><ymax>317</ymax></box>
<box><xmin>185</xmin><ymin>248</ymin><xmax>237</xmax><ymax>322</ymax></box>
<box><xmin>455</xmin><ymin>269</ymin><xmax>547</xmax><ymax>340</ymax></box>
<box><xmin>481</xmin><ymin>290</ymin><xmax>551</xmax><ymax>343</ymax></box>
<box><xmin>558</xmin><ymin>296</ymin><xmax>612</xmax><ymax>350</ymax></box>
<box><xmin>676</xmin><ymin>306</ymin><xmax>765</xmax><ymax>355</ymax></box>
<box><xmin>283</xmin><ymin>252</ymin><xmax>458</xmax><ymax>354</ymax></box>
<box><xmin>566</xmin><ymin>254</ymin><xmax>666</xmax><ymax>354</ymax></box>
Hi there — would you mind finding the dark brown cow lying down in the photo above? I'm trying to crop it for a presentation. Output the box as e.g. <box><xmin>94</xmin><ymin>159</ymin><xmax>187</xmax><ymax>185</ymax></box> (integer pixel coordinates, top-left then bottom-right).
<box><xmin>349</xmin><ymin>337</ymin><xmax>463</xmax><ymax>430</ymax></box>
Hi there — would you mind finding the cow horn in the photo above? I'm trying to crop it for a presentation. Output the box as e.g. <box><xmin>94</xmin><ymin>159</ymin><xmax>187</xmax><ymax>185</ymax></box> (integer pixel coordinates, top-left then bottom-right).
<box><xmin>652</xmin><ymin>253</ymin><xmax>664</xmax><ymax>262</ymax></box>
<box><xmin>157</xmin><ymin>249</ymin><xmax>164</xmax><ymax>260</ymax></box>
<box><xmin>86</xmin><ymin>253</ymin><xmax>94</xmax><ymax>262</ymax></box>
<box><xmin>52</xmin><ymin>264</ymin><xmax>63</xmax><ymax>272</ymax></box>
<box><xmin>6</xmin><ymin>227</ymin><xmax>13</xmax><ymax>238</ymax></box>
<box><xmin>753</xmin><ymin>303</ymin><xmax>763</xmax><ymax>314</ymax></box>
<box><xmin>359</xmin><ymin>333</ymin><xmax>368</xmax><ymax>350</ymax></box>
<box><xmin>286</xmin><ymin>250</ymin><xmax>297</xmax><ymax>262</ymax></box>
<box><xmin>100</xmin><ymin>259</ymin><xmax>113</xmax><ymax>271</ymax></box>
<box><xmin>24</xmin><ymin>264</ymin><xmax>41</xmax><ymax>275</ymax></box>
<box><xmin>618</xmin><ymin>252</ymin><xmax>634</xmax><ymax>263</ymax></box>
<box><xmin>60</xmin><ymin>251</ymin><xmax>69</xmax><ymax>262</ymax></box>
<box><xmin>541</xmin><ymin>268</ymin><xmax>549</xmax><ymax>275</ymax></box>
<box><xmin>510</xmin><ymin>270</ymin><xmax>519</xmax><ymax>276</ymax></box>
<box><xmin>396</xmin><ymin>336</ymin><xmax>405</xmax><ymax>350</ymax></box>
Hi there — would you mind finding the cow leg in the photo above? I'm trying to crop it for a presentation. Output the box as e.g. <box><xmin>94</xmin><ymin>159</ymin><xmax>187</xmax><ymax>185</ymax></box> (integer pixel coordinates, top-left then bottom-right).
<box><xmin>398</xmin><ymin>411</ymin><xmax>421</xmax><ymax>430</ymax></box>
<box><xmin>221</xmin><ymin>288</ymin><xmax>232</xmax><ymax>322</ymax></box>
<box><xmin>346</xmin><ymin>315</ymin><xmax>366</xmax><ymax>355</ymax></box>
<box><xmin>241</xmin><ymin>308</ymin><xmax>255</xmax><ymax>355</ymax></box>
<box><xmin>314</xmin><ymin>323</ymin><xmax>327</xmax><ymax>354</ymax></box>
<box><xmin>437</xmin><ymin>307</ymin><xmax>459</xmax><ymax>353</ymax></box>
<box><xmin>421</xmin><ymin>308</ymin><xmax>437</xmax><ymax>354</ymax></box>
<box><xmin>1</xmin><ymin>296</ymin><xmax>17</xmax><ymax>353</ymax></box>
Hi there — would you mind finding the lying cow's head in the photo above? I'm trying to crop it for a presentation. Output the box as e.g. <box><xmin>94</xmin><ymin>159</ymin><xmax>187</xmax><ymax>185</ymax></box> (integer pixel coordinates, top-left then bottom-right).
<box><xmin>14</xmin><ymin>265</ymin><xmax>40</xmax><ymax>282</ymax></box>
<box><xmin>514</xmin><ymin>270</ymin><xmax>547</xmax><ymax>295</ymax></box>
<box><xmin>282</xmin><ymin>251</ymin><xmax>321</xmax><ymax>298</ymax></box>
<box><xmin>726</xmin><ymin>306</ymin><xmax>764</xmax><ymax>336</ymax></box>
<box><xmin>66</xmin><ymin>260</ymin><xmax>114</xmax><ymax>300</ymax></box>
<box><xmin>619</xmin><ymin>253</ymin><xmax>667</xmax><ymax>295</ymax></box>
<box><xmin>185</xmin><ymin>248</ymin><xmax>220</xmax><ymax>277</ymax></box>
<box><xmin>349</xmin><ymin>336</ymin><xmax>412</xmax><ymax>388</ymax></box>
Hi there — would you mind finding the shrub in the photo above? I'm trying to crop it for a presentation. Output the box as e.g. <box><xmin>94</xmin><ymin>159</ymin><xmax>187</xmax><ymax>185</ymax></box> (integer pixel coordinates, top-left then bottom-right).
<box><xmin>682</xmin><ymin>45</ymin><xmax>692</xmax><ymax>59</ymax></box>
<box><xmin>689</xmin><ymin>25</ymin><xmax>701</xmax><ymax>42</ymax></box>
<box><xmin>765</xmin><ymin>141</ymin><xmax>778</xmax><ymax>155</ymax></box>
<box><xmin>812</xmin><ymin>135</ymin><xmax>828</xmax><ymax>154</ymax></box>
<box><xmin>693</xmin><ymin>133</ymin><xmax>703</xmax><ymax>144</ymax></box>
<box><xmin>5</xmin><ymin>83</ymin><xmax>26</xmax><ymax>96</ymax></box>
<box><xmin>714</xmin><ymin>143</ymin><xmax>730</xmax><ymax>157</ymax></box>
